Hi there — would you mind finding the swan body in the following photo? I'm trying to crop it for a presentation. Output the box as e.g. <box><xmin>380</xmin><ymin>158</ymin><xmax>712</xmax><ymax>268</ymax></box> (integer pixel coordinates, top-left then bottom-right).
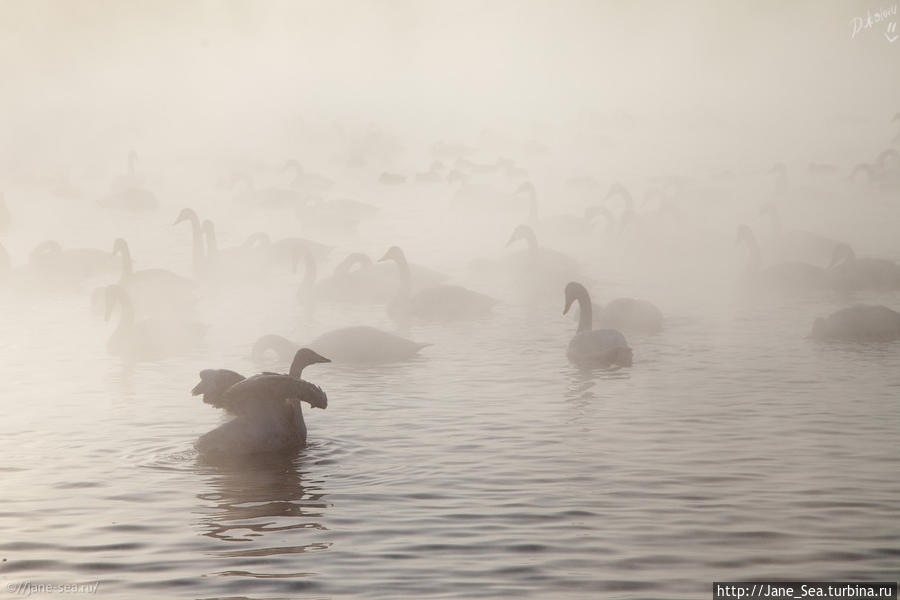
<box><xmin>596</xmin><ymin>297</ymin><xmax>664</xmax><ymax>335</ymax></box>
<box><xmin>828</xmin><ymin>244</ymin><xmax>900</xmax><ymax>291</ymax></box>
<box><xmin>737</xmin><ymin>225</ymin><xmax>828</xmax><ymax>292</ymax></box>
<box><xmin>195</xmin><ymin>348</ymin><xmax>330</xmax><ymax>410</ymax></box>
<box><xmin>760</xmin><ymin>203</ymin><xmax>844</xmax><ymax>265</ymax></box>
<box><xmin>194</xmin><ymin>349</ymin><xmax>330</xmax><ymax>457</ymax></box>
<box><xmin>381</xmin><ymin>245</ymin><xmax>495</xmax><ymax>321</ymax></box>
<box><xmin>103</xmin><ymin>238</ymin><xmax>195</xmax><ymax>316</ymax></box>
<box><xmin>27</xmin><ymin>241</ymin><xmax>118</xmax><ymax>290</ymax></box>
<box><xmin>810</xmin><ymin>305</ymin><xmax>900</xmax><ymax>342</ymax></box>
<box><xmin>101</xmin><ymin>151</ymin><xmax>158</xmax><ymax>210</ymax></box>
<box><xmin>252</xmin><ymin>327</ymin><xmax>429</xmax><ymax>364</ymax></box>
<box><xmin>105</xmin><ymin>285</ymin><xmax>204</xmax><ymax>360</ymax></box>
<box><xmin>563</xmin><ymin>282</ymin><xmax>632</xmax><ymax>367</ymax></box>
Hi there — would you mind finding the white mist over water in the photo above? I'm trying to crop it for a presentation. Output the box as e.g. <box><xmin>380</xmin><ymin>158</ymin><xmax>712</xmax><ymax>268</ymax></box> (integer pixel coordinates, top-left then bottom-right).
<box><xmin>0</xmin><ymin>1</ymin><xmax>899</xmax><ymax>598</ymax></box>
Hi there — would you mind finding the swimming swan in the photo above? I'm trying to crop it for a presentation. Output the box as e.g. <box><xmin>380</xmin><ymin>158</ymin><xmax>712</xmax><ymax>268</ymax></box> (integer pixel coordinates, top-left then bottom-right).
<box><xmin>252</xmin><ymin>326</ymin><xmax>430</xmax><ymax>364</ymax></box>
<box><xmin>173</xmin><ymin>208</ymin><xmax>206</xmax><ymax>278</ymax></box>
<box><xmin>737</xmin><ymin>225</ymin><xmax>827</xmax><ymax>292</ymax></box>
<box><xmin>828</xmin><ymin>244</ymin><xmax>900</xmax><ymax>291</ymax></box>
<box><xmin>810</xmin><ymin>305</ymin><xmax>900</xmax><ymax>342</ymax></box>
<box><xmin>194</xmin><ymin>364</ymin><xmax>328</xmax><ymax>456</ymax></box>
<box><xmin>379</xmin><ymin>246</ymin><xmax>495</xmax><ymax>321</ymax></box>
<box><xmin>105</xmin><ymin>284</ymin><xmax>205</xmax><ymax>360</ymax></box>
<box><xmin>192</xmin><ymin>348</ymin><xmax>331</xmax><ymax>411</ymax></box>
<box><xmin>563</xmin><ymin>282</ymin><xmax>633</xmax><ymax>367</ymax></box>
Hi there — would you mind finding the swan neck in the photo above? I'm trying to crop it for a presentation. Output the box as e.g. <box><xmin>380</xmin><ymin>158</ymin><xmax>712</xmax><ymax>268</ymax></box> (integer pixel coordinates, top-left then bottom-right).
<box><xmin>576</xmin><ymin>290</ymin><xmax>592</xmax><ymax>333</ymax></box>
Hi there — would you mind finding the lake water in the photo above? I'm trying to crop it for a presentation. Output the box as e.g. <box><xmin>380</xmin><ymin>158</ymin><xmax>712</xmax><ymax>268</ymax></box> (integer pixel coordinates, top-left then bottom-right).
<box><xmin>0</xmin><ymin>180</ymin><xmax>898</xmax><ymax>600</ymax></box>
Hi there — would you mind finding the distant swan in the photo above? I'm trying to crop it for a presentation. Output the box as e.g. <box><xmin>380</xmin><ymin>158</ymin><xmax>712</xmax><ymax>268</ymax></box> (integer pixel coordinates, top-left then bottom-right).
<box><xmin>252</xmin><ymin>326</ymin><xmax>430</xmax><ymax>364</ymax></box>
<box><xmin>105</xmin><ymin>284</ymin><xmax>205</xmax><ymax>360</ymax></box>
<box><xmin>759</xmin><ymin>203</ymin><xmax>844</xmax><ymax>265</ymax></box>
<box><xmin>828</xmin><ymin>244</ymin><xmax>900</xmax><ymax>291</ymax></box>
<box><xmin>173</xmin><ymin>208</ymin><xmax>206</xmax><ymax>278</ymax></box>
<box><xmin>380</xmin><ymin>246</ymin><xmax>495</xmax><ymax>321</ymax></box>
<box><xmin>563</xmin><ymin>282</ymin><xmax>633</xmax><ymax>367</ymax></box>
<box><xmin>810</xmin><ymin>305</ymin><xmax>900</xmax><ymax>342</ymax></box>
<box><xmin>737</xmin><ymin>225</ymin><xmax>827</xmax><ymax>292</ymax></box>
<box><xmin>194</xmin><ymin>354</ymin><xmax>329</xmax><ymax>457</ymax></box>
<box><xmin>99</xmin><ymin>151</ymin><xmax>158</xmax><ymax>210</ymax></box>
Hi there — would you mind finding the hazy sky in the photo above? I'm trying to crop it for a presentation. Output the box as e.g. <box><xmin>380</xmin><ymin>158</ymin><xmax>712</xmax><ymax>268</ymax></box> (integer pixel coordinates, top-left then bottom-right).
<box><xmin>1</xmin><ymin>1</ymin><xmax>897</xmax><ymax>162</ymax></box>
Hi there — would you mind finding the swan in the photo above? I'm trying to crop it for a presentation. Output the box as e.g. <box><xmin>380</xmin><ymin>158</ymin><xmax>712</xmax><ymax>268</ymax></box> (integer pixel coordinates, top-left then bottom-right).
<box><xmin>379</xmin><ymin>246</ymin><xmax>495</xmax><ymax>321</ymax></box>
<box><xmin>27</xmin><ymin>240</ymin><xmax>118</xmax><ymax>291</ymax></box>
<box><xmin>810</xmin><ymin>305</ymin><xmax>900</xmax><ymax>342</ymax></box>
<box><xmin>315</xmin><ymin>252</ymin><xmax>448</xmax><ymax>304</ymax></box>
<box><xmin>496</xmin><ymin>224</ymin><xmax>583</xmax><ymax>294</ymax></box>
<box><xmin>737</xmin><ymin>225</ymin><xmax>828</xmax><ymax>292</ymax></box>
<box><xmin>105</xmin><ymin>284</ymin><xmax>205</xmax><ymax>360</ymax></box>
<box><xmin>252</xmin><ymin>326</ymin><xmax>430</xmax><ymax>364</ymax></box>
<box><xmin>563</xmin><ymin>282</ymin><xmax>633</xmax><ymax>368</ymax></box>
<box><xmin>194</xmin><ymin>369</ymin><xmax>328</xmax><ymax>456</ymax></box>
<box><xmin>173</xmin><ymin>208</ymin><xmax>206</xmax><ymax>278</ymax></box>
<box><xmin>521</xmin><ymin>182</ymin><xmax>614</xmax><ymax>238</ymax></box>
<box><xmin>112</xmin><ymin>238</ymin><xmax>195</xmax><ymax>299</ymax></box>
<box><xmin>202</xmin><ymin>220</ymin><xmax>271</xmax><ymax>279</ymax></box>
<box><xmin>759</xmin><ymin>203</ymin><xmax>845</xmax><ymax>265</ymax></box>
<box><xmin>90</xmin><ymin>238</ymin><xmax>196</xmax><ymax>317</ymax></box>
<box><xmin>99</xmin><ymin>151</ymin><xmax>158</xmax><ymax>210</ymax></box>
<box><xmin>828</xmin><ymin>244</ymin><xmax>900</xmax><ymax>291</ymax></box>
<box><xmin>192</xmin><ymin>348</ymin><xmax>331</xmax><ymax>411</ymax></box>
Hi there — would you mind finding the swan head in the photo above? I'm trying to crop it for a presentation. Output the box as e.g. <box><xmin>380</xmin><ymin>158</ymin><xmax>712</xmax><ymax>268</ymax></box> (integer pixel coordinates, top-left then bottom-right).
<box><xmin>173</xmin><ymin>208</ymin><xmax>198</xmax><ymax>226</ymax></box>
<box><xmin>111</xmin><ymin>238</ymin><xmax>129</xmax><ymax>257</ymax></box>
<box><xmin>289</xmin><ymin>348</ymin><xmax>331</xmax><ymax>378</ymax></box>
<box><xmin>563</xmin><ymin>281</ymin><xmax>586</xmax><ymax>315</ymax></box>
<box><xmin>829</xmin><ymin>243</ymin><xmax>855</xmax><ymax>268</ymax></box>
<box><xmin>378</xmin><ymin>246</ymin><xmax>405</xmax><ymax>264</ymax></box>
<box><xmin>505</xmin><ymin>224</ymin><xmax>537</xmax><ymax>248</ymax></box>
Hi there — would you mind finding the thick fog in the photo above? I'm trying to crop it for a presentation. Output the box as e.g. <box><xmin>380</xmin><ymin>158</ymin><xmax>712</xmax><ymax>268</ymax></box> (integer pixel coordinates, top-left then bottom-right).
<box><xmin>1</xmin><ymin>2</ymin><xmax>899</xmax><ymax>597</ymax></box>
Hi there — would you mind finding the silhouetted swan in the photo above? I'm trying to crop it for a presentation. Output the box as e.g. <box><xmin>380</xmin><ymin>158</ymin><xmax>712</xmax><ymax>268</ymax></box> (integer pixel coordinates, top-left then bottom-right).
<box><xmin>759</xmin><ymin>203</ymin><xmax>844</xmax><ymax>265</ymax></box>
<box><xmin>522</xmin><ymin>183</ymin><xmax>613</xmax><ymax>238</ymax></box>
<box><xmin>173</xmin><ymin>208</ymin><xmax>206</xmax><ymax>278</ymax></box>
<box><xmin>828</xmin><ymin>244</ymin><xmax>900</xmax><ymax>291</ymax></box>
<box><xmin>105</xmin><ymin>284</ymin><xmax>205</xmax><ymax>360</ymax></box>
<box><xmin>192</xmin><ymin>348</ymin><xmax>330</xmax><ymax>411</ymax></box>
<box><xmin>112</xmin><ymin>238</ymin><xmax>194</xmax><ymax>296</ymax></box>
<box><xmin>100</xmin><ymin>151</ymin><xmax>158</xmax><ymax>210</ymax></box>
<box><xmin>27</xmin><ymin>240</ymin><xmax>118</xmax><ymax>290</ymax></box>
<box><xmin>563</xmin><ymin>282</ymin><xmax>632</xmax><ymax>367</ymax></box>
<box><xmin>315</xmin><ymin>252</ymin><xmax>447</xmax><ymax>304</ymax></box>
<box><xmin>737</xmin><ymin>225</ymin><xmax>827</xmax><ymax>292</ymax></box>
<box><xmin>202</xmin><ymin>220</ymin><xmax>271</xmax><ymax>279</ymax></box>
<box><xmin>194</xmin><ymin>367</ymin><xmax>328</xmax><ymax>456</ymax></box>
<box><xmin>380</xmin><ymin>246</ymin><xmax>495</xmax><ymax>321</ymax></box>
<box><xmin>252</xmin><ymin>326</ymin><xmax>429</xmax><ymax>364</ymax></box>
<box><xmin>500</xmin><ymin>224</ymin><xmax>582</xmax><ymax>293</ymax></box>
<box><xmin>810</xmin><ymin>305</ymin><xmax>900</xmax><ymax>342</ymax></box>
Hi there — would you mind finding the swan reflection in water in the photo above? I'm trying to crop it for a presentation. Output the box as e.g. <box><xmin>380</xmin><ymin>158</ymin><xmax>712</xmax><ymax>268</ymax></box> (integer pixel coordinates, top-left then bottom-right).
<box><xmin>195</xmin><ymin>450</ymin><xmax>329</xmax><ymax>550</ymax></box>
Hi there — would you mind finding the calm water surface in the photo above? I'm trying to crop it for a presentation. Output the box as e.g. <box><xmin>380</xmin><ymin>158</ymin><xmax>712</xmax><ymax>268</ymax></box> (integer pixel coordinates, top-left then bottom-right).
<box><xmin>0</xmin><ymin>198</ymin><xmax>898</xmax><ymax>600</ymax></box>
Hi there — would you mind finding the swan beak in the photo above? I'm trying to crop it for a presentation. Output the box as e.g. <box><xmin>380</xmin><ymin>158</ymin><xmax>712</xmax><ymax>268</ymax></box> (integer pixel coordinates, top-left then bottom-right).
<box><xmin>191</xmin><ymin>381</ymin><xmax>205</xmax><ymax>396</ymax></box>
<box><xmin>563</xmin><ymin>298</ymin><xmax>574</xmax><ymax>315</ymax></box>
<box><xmin>377</xmin><ymin>251</ymin><xmax>390</xmax><ymax>262</ymax></box>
